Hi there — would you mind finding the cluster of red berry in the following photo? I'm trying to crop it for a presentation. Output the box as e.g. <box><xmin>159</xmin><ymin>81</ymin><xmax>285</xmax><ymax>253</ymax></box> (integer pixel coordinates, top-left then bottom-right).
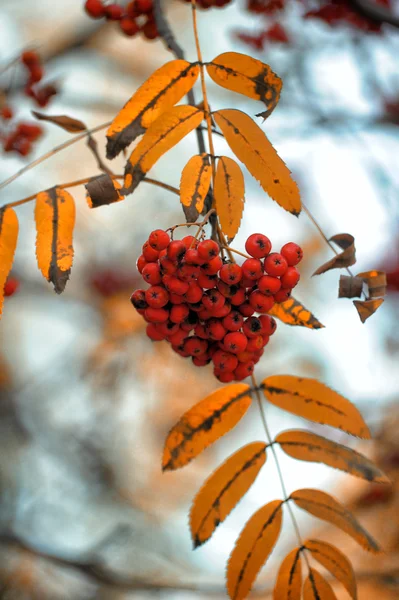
<box><xmin>21</xmin><ymin>51</ymin><xmax>58</xmax><ymax>107</ymax></box>
<box><xmin>84</xmin><ymin>0</ymin><xmax>159</xmax><ymax>39</ymax></box>
<box><xmin>130</xmin><ymin>231</ymin><xmax>302</xmax><ymax>382</ymax></box>
<box><xmin>303</xmin><ymin>0</ymin><xmax>386</xmax><ymax>32</ymax></box>
<box><xmin>181</xmin><ymin>0</ymin><xmax>232</xmax><ymax>8</ymax></box>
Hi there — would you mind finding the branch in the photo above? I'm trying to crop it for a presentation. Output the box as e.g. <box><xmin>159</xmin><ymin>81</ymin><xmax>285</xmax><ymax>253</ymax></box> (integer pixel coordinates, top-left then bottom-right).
<box><xmin>348</xmin><ymin>0</ymin><xmax>399</xmax><ymax>28</ymax></box>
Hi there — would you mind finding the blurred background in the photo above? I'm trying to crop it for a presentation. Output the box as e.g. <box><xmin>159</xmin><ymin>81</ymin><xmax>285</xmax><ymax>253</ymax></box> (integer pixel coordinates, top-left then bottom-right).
<box><xmin>0</xmin><ymin>0</ymin><xmax>398</xmax><ymax>597</ymax></box>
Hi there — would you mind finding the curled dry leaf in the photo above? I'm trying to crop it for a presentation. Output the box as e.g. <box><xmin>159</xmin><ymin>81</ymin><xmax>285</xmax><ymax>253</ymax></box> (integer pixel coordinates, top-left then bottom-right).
<box><xmin>313</xmin><ymin>234</ymin><xmax>356</xmax><ymax>276</ymax></box>
<box><xmin>214</xmin><ymin>156</ymin><xmax>245</xmax><ymax>240</ymax></box>
<box><xmin>357</xmin><ymin>270</ymin><xmax>387</xmax><ymax>298</ymax></box>
<box><xmin>303</xmin><ymin>568</ymin><xmax>338</xmax><ymax>600</ymax></box>
<box><xmin>190</xmin><ymin>442</ymin><xmax>267</xmax><ymax>548</ymax></box>
<box><xmin>35</xmin><ymin>187</ymin><xmax>75</xmax><ymax>294</ymax></box>
<box><xmin>338</xmin><ymin>275</ymin><xmax>363</xmax><ymax>299</ymax></box>
<box><xmin>206</xmin><ymin>52</ymin><xmax>282</xmax><ymax>120</ymax></box>
<box><xmin>86</xmin><ymin>174</ymin><xmax>124</xmax><ymax>208</ymax></box>
<box><xmin>214</xmin><ymin>109</ymin><xmax>301</xmax><ymax>216</ymax></box>
<box><xmin>290</xmin><ymin>488</ymin><xmax>380</xmax><ymax>552</ymax></box>
<box><xmin>353</xmin><ymin>298</ymin><xmax>384</xmax><ymax>323</ymax></box>
<box><xmin>262</xmin><ymin>376</ymin><xmax>370</xmax><ymax>438</ymax></box>
<box><xmin>276</xmin><ymin>429</ymin><xmax>389</xmax><ymax>482</ymax></box>
<box><xmin>305</xmin><ymin>539</ymin><xmax>357</xmax><ymax>600</ymax></box>
<box><xmin>273</xmin><ymin>547</ymin><xmax>302</xmax><ymax>600</ymax></box>
<box><xmin>268</xmin><ymin>297</ymin><xmax>324</xmax><ymax>329</ymax></box>
<box><xmin>227</xmin><ymin>500</ymin><xmax>283</xmax><ymax>600</ymax></box>
<box><xmin>123</xmin><ymin>106</ymin><xmax>204</xmax><ymax>195</ymax></box>
<box><xmin>180</xmin><ymin>154</ymin><xmax>212</xmax><ymax>222</ymax></box>
<box><xmin>162</xmin><ymin>383</ymin><xmax>252</xmax><ymax>471</ymax></box>
<box><xmin>32</xmin><ymin>111</ymin><xmax>87</xmax><ymax>133</ymax></box>
<box><xmin>106</xmin><ymin>60</ymin><xmax>200</xmax><ymax>159</ymax></box>
<box><xmin>0</xmin><ymin>207</ymin><xmax>19</xmax><ymax>317</ymax></box>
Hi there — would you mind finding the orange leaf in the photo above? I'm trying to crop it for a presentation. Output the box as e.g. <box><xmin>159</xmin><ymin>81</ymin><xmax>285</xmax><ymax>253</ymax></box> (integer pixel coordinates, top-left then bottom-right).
<box><xmin>276</xmin><ymin>429</ymin><xmax>388</xmax><ymax>483</ymax></box>
<box><xmin>214</xmin><ymin>156</ymin><xmax>245</xmax><ymax>240</ymax></box>
<box><xmin>35</xmin><ymin>187</ymin><xmax>75</xmax><ymax>294</ymax></box>
<box><xmin>313</xmin><ymin>234</ymin><xmax>356</xmax><ymax>276</ymax></box>
<box><xmin>269</xmin><ymin>297</ymin><xmax>324</xmax><ymax>329</ymax></box>
<box><xmin>303</xmin><ymin>568</ymin><xmax>338</xmax><ymax>600</ymax></box>
<box><xmin>0</xmin><ymin>207</ymin><xmax>19</xmax><ymax>318</ymax></box>
<box><xmin>162</xmin><ymin>383</ymin><xmax>252</xmax><ymax>471</ymax></box>
<box><xmin>213</xmin><ymin>109</ymin><xmax>301</xmax><ymax>215</ymax></box>
<box><xmin>226</xmin><ymin>500</ymin><xmax>283</xmax><ymax>600</ymax></box>
<box><xmin>273</xmin><ymin>547</ymin><xmax>302</xmax><ymax>600</ymax></box>
<box><xmin>262</xmin><ymin>376</ymin><xmax>370</xmax><ymax>438</ymax></box>
<box><xmin>357</xmin><ymin>270</ymin><xmax>386</xmax><ymax>298</ymax></box>
<box><xmin>123</xmin><ymin>105</ymin><xmax>204</xmax><ymax>195</ymax></box>
<box><xmin>190</xmin><ymin>442</ymin><xmax>267</xmax><ymax>548</ymax></box>
<box><xmin>353</xmin><ymin>298</ymin><xmax>384</xmax><ymax>323</ymax></box>
<box><xmin>206</xmin><ymin>52</ymin><xmax>282</xmax><ymax>120</ymax></box>
<box><xmin>180</xmin><ymin>154</ymin><xmax>212</xmax><ymax>221</ymax></box>
<box><xmin>305</xmin><ymin>539</ymin><xmax>357</xmax><ymax>600</ymax></box>
<box><xmin>86</xmin><ymin>174</ymin><xmax>124</xmax><ymax>208</ymax></box>
<box><xmin>106</xmin><ymin>60</ymin><xmax>200</xmax><ymax>158</ymax></box>
<box><xmin>291</xmin><ymin>488</ymin><xmax>380</xmax><ymax>552</ymax></box>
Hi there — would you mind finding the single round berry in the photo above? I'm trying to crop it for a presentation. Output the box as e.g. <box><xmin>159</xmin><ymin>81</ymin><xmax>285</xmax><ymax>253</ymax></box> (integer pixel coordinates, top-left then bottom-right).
<box><xmin>167</xmin><ymin>240</ymin><xmax>186</xmax><ymax>262</ymax></box>
<box><xmin>193</xmin><ymin>356</ymin><xmax>211</xmax><ymax>367</ymax></box>
<box><xmin>264</xmin><ymin>253</ymin><xmax>288</xmax><ymax>277</ymax></box>
<box><xmin>274</xmin><ymin>288</ymin><xmax>292</xmax><ymax>303</ymax></box>
<box><xmin>258</xmin><ymin>275</ymin><xmax>281</xmax><ymax>296</ymax></box>
<box><xmin>184</xmin><ymin>281</ymin><xmax>203</xmax><ymax>304</ymax></box>
<box><xmin>259</xmin><ymin>315</ymin><xmax>277</xmax><ymax>336</ymax></box>
<box><xmin>206</xmin><ymin>318</ymin><xmax>227</xmax><ymax>341</ymax></box>
<box><xmin>249</xmin><ymin>291</ymin><xmax>274</xmax><ymax>313</ymax></box>
<box><xmin>168</xmin><ymin>328</ymin><xmax>187</xmax><ymax>347</ymax></box>
<box><xmin>209</xmin><ymin>301</ymin><xmax>231</xmax><ymax>318</ymax></box>
<box><xmin>184</xmin><ymin>336</ymin><xmax>208</xmax><ymax>356</ymax></box>
<box><xmin>217</xmin><ymin>280</ymin><xmax>239</xmax><ymax>298</ymax></box>
<box><xmin>145</xmin><ymin>286</ymin><xmax>169</xmax><ymax>308</ymax></box>
<box><xmin>169</xmin><ymin>292</ymin><xmax>185</xmax><ymax>304</ymax></box>
<box><xmin>280</xmin><ymin>266</ymin><xmax>300</xmax><ymax>289</ymax></box>
<box><xmin>245</xmin><ymin>233</ymin><xmax>272</xmax><ymax>258</ymax></box>
<box><xmin>159</xmin><ymin>255</ymin><xmax>177</xmax><ymax>275</ymax></box>
<box><xmin>178</xmin><ymin>263</ymin><xmax>200</xmax><ymax>281</ymax></box>
<box><xmin>157</xmin><ymin>321</ymin><xmax>180</xmax><ymax>336</ymax></box>
<box><xmin>242</xmin><ymin>258</ymin><xmax>264</xmax><ymax>281</ymax></box>
<box><xmin>197</xmin><ymin>239</ymin><xmax>220</xmax><ymax>261</ymax></box>
<box><xmin>202</xmin><ymin>289</ymin><xmax>225</xmax><ymax>311</ymax></box>
<box><xmin>281</xmin><ymin>242</ymin><xmax>303</xmax><ymax>266</ymax></box>
<box><xmin>197</xmin><ymin>272</ymin><xmax>217</xmax><ymax>289</ymax></box>
<box><xmin>170</xmin><ymin>303</ymin><xmax>190</xmax><ymax>324</ymax></box>
<box><xmin>105</xmin><ymin>3</ymin><xmax>124</xmax><ymax>19</ymax></box>
<box><xmin>224</xmin><ymin>332</ymin><xmax>248</xmax><ymax>355</ymax></box>
<box><xmin>182</xmin><ymin>235</ymin><xmax>198</xmax><ymax>250</ymax></box>
<box><xmin>135</xmin><ymin>0</ymin><xmax>153</xmax><ymax>12</ymax></box>
<box><xmin>194</xmin><ymin>323</ymin><xmax>208</xmax><ymax>339</ymax></box>
<box><xmin>230</xmin><ymin>287</ymin><xmax>246</xmax><ymax>306</ymax></box>
<box><xmin>238</xmin><ymin>302</ymin><xmax>255</xmax><ymax>317</ymax></box>
<box><xmin>223</xmin><ymin>310</ymin><xmax>244</xmax><ymax>332</ymax></box>
<box><xmin>214</xmin><ymin>369</ymin><xmax>235</xmax><ymax>383</ymax></box>
<box><xmin>136</xmin><ymin>254</ymin><xmax>147</xmax><ymax>274</ymax></box>
<box><xmin>212</xmin><ymin>350</ymin><xmax>238</xmax><ymax>371</ymax></box>
<box><xmin>130</xmin><ymin>289</ymin><xmax>148</xmax><ymax>310</ymax></box>
<box><xmin>3</xmin><ymin>277</ymin><xmax>19</xmax><ymax>297</ymax></box>
<box><xmin>146</xmin><ymin>323</ymin><xmax>165</xmax><ymax>341</ymax></box>
<box><xmin>85</xmin><ymin>0</ymin><xmax>106</xmax><ymax>18</ymax></box>
<box><xmin>163</xmin><ymin>275</ymin><xmax>189</xmax><ymax>295</ymax></box>
<box><xmin>141</xmin><ymin>262</ymin><xmax>161</xmax><ymax>285</ymax></box>
<box><xmin>184</xmin><ymin>248</ymin><xmax>204</xmax><ymax>265</ymax></box>
<box><xmin>201</xmin><ymin>255</ymin><xmax>223</xmax><ymax>275</ymax></box>
<box><xmin>242</xmin><ymin>317</ymin><xmax>262</xmax><ymax>338</ymax></box>
<box><xmin>119</xmin><ymin>15</ymin><xmax>140</xmax><ymax>35</ymax></box>
<box><xmin>144</xmin><ymin>307</ymin><xmax>169</xmax><ymax>323</ymax></box>
<box><xmin>142</xmin><ymin>241</ymin><xmax>159</xmax><ymax>262</ymax></box>
<box><xmin>234</xmin><ymin>361</ymin><xmax>254</xmax><ymax>380</ymax></box>
<box><xmin>219</xmin><ymin>263</ymin><xmax>243</xmax><ymax>285</ymax></box>
<box><xmin>246</xmin><ymin>335</ymin><xmax>264</xmax><ymax>352</ymax></box>
<box><xmin>149</xmin><ymin>229</ymin><xmax>170</xmax><ymax>251</ymax></box>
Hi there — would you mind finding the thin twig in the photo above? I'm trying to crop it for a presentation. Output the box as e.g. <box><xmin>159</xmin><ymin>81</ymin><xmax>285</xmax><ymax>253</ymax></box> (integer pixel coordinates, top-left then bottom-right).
<box><xmin>221</xmin><ymin>246</ymin><xmax>251</xmax><ymax>260</ymax></box>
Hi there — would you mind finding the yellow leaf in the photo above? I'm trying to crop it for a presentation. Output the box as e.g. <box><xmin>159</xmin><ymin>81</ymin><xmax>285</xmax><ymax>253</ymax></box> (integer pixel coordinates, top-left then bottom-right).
<box><xmin>227</xmin><ymin>500</ymin><xmax>283</xmax><ymax>600</ymax></box>
<box><xmin>180</xmin><ymin>154</ymin><xmax>212</xmax><ymax>221</ymax></box>
<box><xmin>305</xmin><ymin>539</ymin><xmax>357</xmax><ymax>600</ymax></box>
<box><xmin>273</xmin><ymin>547</ymin><xmax>302</xmax><ymax>600</ymax></box>
<box><xmin>214</xmin><ymin>109</ymin><xmax>301</xmax><ymax>215</ymax></box>
<box><xmin>35</xmin><ymin>187</ymin><xmax>75</xmax><ymax>294</ymax></box>
<box><xmin>353</xmin><ymin>298</ymin><xmax>384</xmax><ymax>323</ymax></box>
<box><xmin>190</xmin><ymin>442</ymin><xmax>267</xmax><ymax>548</ymax></box>
<box><xmin>291</xmin><ymin>488</ymin><xmax>380</xmax><ymax>552</ymax></box>
<box><xmin>162</xmin><ymin>383</ymin><xmax>252</xmax><ymax>471</ymax></box>
<box><xmin>0</xmin><ymin>207</ymin><xmax>19</xmax><ymax>317</ymax></box>
<box><xmin>206</xmin><ymin>52</ymin><xmax>282</xmax><ymax>120</ymax></box>
<box><xmin>106</xmin><ymin>60</ymin><xmax>200</xmax><ymax>158</ymax></box>
<box><xmin>262</xmin><ymin>376</ymin><xmax>370</xmax><ymax>438</ymax></box>
<box><xmin>214</xmin><ymin>156</ymin><xmax>245</xmax><ymax>240</ymax></box>
<box><xmin>123</xmin><ymin>105</ymin><xmax>204</xmax><ymax>195</ymax></box>
<box><xmin>303</xmin><ymin>568</ymin><xmax>338</xmax><ymax>600</ymax></box>
<box><xmin>276</xmin><ymin>429</ymin><xmax>389</xmax><ymax>483</ymax></box>
<box><xmin>269</xmin><ymin>297</ymin><xmax>324</xmax><ymax>329</ymax></box>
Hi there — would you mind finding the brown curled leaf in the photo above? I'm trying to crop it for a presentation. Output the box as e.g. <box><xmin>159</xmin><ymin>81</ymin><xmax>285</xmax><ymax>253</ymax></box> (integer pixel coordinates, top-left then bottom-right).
<box><xmin>122</xmin><ymin>105</ymin><xmax>204</xmax><ymax>195</ymax></box>
<box><xmin>262</xmin><ymin>376</ymin><xmax>370</xmax><ymax>438</ymax></box>
<box><xmin>357</xmin><ymin>270</ymin><xmax>387</xmax><ymax>298</ymax></box>
<box><xmin>226</xmin><ymin>500</ymin><xmax>283</xmax><ymax>600</ymax></box>
<box><xmin>291</xmin><ymin>488</ymin><xmax>380</xmax><ymax>553</ymax></box>
<box><xmin>0</xmin><ymin>207</ymin><xmax>19</xmax><ymax>318</ymax></box>
<box><xmin>162</xmin><ymin>383</ymin><xmax>252</xmax><ymax>471</ymax></box>
<box><xmin>180</xmin><ymin>154</ymin><xmax>212</xmax><ymax>222</ymax></box>
<box><xmin>269</xmin><ymin>297</ymin><xmax>324</xmax><ymax>329</ymax></box>
<box><xmin>276</xmin><ymin>429</ymin><xmax>389</xmax><ymax>483</ymax></box>
<box><xmin>206</xmin><ymin>52</ymin><xmax>282</xmax><ymax>120</ymax></box>
<box><xmin>106</xmin><ymin>60</ymin><xmax>200</xmax><ymax>159</ymax></box>
<box><xmin>86</xmin><ymin>174</ymin><xmax>124</xmax><ymax>208</ymax></box>
<box><xmin>32</xmin><ymin>111</ymin><xmax>87</xmax><ymax>133</ymax></box>
<box><xmin>303</xmin><ymin>568</ymin><xmax>338</xmax><ymax>600</ymax></box>
<box><xmin>214</xmin><ymin>156</ymin><xmax>245</xmax><ymax>240</ymax></box>
<box><xmin>190</xmin><ymin>442</ymin><xmax>267</xmax><ymax>548</ymax></box>
<box><xmin>273</xmin><ymin>547</ymin><xmax>302</xmax><ymax>600</ymax></box>
<box><xmin>338</xmin><ymin>275</ymin><xmax>363</xmax><ymax>299</ymax></box>
<box><xmin>35</xmin><ymin>187</ymin><xmax>75</xmax><ymax>294</ymax></box>
<box><xmin>313</xmin><ymin>234</ymin><xmax>356</xmax><ymax>276</ymax></box>
<box><xmin>353</xmin><ymin>298</ymin><xmax>384</xmax><ymax>323</ymax></box>
<box><xmin>305</xmin><ymin>539</ymin><xmax>357</xmax><ymax>599</ymax></box>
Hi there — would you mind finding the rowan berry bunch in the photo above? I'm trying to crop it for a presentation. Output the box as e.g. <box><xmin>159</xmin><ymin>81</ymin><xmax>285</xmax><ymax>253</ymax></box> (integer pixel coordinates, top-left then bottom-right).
<box><xmin>84</xmin><ymin>0</ymin><xmax>159</xmax><ymax>39</ymax></box>
<box><xmin>130</xmin><ymin>229</ymin><xmax>302</xmax><ymax>382</ymax></box>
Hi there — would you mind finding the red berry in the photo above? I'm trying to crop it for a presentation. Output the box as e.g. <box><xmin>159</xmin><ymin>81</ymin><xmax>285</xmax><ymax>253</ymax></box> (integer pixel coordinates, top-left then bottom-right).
<box><xmin>258</xmin><ymin>275</ymin><xmax>281</xmax><ymax>295</ymax></box>
<box><xmin>224</xmin><ymin>332</ymin><xmax>248</xmax><ymax>354</ymax></box>
<box><xmin>197</xmin><ymin>272</ymin><xmax>217</xmax><ymax>289</ymax></box>
<box><xmin>242</xmin><ymin>258</ymin><xmax>264</xmax><ymax>280</ymax></box>
<box><xmin>201</xmin><ymin>255</ymin><xmax>223</xmax><ymax>275</ymax></box>
<box><xmin>184</xmin><ymin>248</ymin><xmax>204</xmax><ymax>265</ymax></box>
<box><xmin>142</xmin><ymin>19</ymin><xmax>159</xmax><ymax>40</ymax></box>
<box><xmin>213</xmin><ymin>350</ymin><xmax>238</xmax><ymax>371</ymax></box>
<box><xmin>280</xmin><ymin>266</ymin><xmax>300</xmax><ymax>289</ymax></box>
<box><xmin>1</xmin><ymin>106</ymin><xmax>13</xmax><ymax>120</ymax></box>
<box><xmin>157</xmin><ymin>321</ymin><xmax>180</xmax><ymax>336</ymax></box>
<box><xmin>242</xmin><ymin>317</ymin><xmax>262</xmax><ymax>338</ymax></box>
<box><xmin>274</xmin><ymin>288</ymin><xmax>292</xmax><ymax>303</ymax></box>
<box><xmin>105</xmin><ymin>3</ymin><xmax>124</xmax><ymax>20</ymax></box>
<box><xmin>209</xmin><ymin>301</ymin><xmax>231</xmax><ymax>318</ymax></box>
<box><xmin>16</xmin><ymin>123</ymin><xmax>42</xmax><ymax>140</ymax></box>
<box><xmin>119</xmin><ymin>16</ymin><xmax>139</xmax><ymax>35</ymax></box>
<box><xmin>135</xmin><ymin>0</ymin><xmax>153</xmax><ymax>13</ymax></box>
<box><xmin>130</xmin><ymin>289</ymin><xmax>148</xmax><ymax>310</ymax></box>
<box><xmin>246</xmin><ymin>335</ymin><xmax>264</xmax><ymax>352</ymax></box>
<box><xmin>163</xmin><ymin>275</ymin><xmax>189</xmax><ymax>296</ymax></box>
<box><xmin>206</xmin><ymin>318</ymin><xmax>227</xmax><ymax>341</ymax></box>
<box><xmin>146</xmin><ymin>323</ymin><xmax>165</xmax><ymax>341</ymax></box>
<box><xmin>181</xmin><ymin>312</ymin><xmax>198</xmax><ymax>332</ymax></box>
<box><xmin>85</xmin><ymin>0</ymin><xmax>106</xmax><ymax>17</ymax></box>
<box><xmin>214</xmin><ymin>369</ymin><xmax>235</xmax><ymax>383</ymax></box>
<box><xmin>170</xmin><ymin>303</ymin><xmax>190</xmax><ymax>324</ymax></box>
<box><xmin>264</xmin><ymin>253</ymin><xmax>288</xmax><ymax>277</ymax></box>
<box><xmin>136</xmin><ymin>255</ymin><xmax>147</xmax><ymax>273</ymax></box>
<box><xmin>159</xmin><ymin>255</ymin><xmax>177</xmax><ymax>275</ymax></box>
<box><xmin>259</xmin><ymin>315</ymin><xmax>277</xmax><ymax>336</ymax></box>
<box><xmin>142</xmin><ymin>241</ymin><xmax>159</xmax><ymax>262</ymax></box>
<box><xmin>182</xmin><ymin>235</ymin><xmax>198</xmax><ymax>250</ymax></box>
<box><xmin>3</xmin><ymin>277</ymin><xmax>19</xmax><ymax>297</ymax></box>
<box><xmin>249</xmin><ymin>291</ymin><xmax>275</xmax><ymax>313</ymax></box>
<box><xmin>141</xmin><ymin>262</ymin><xmax>161</xmax><ymax>285</ymax></box>
<box><xmin>193</xmin><ymin>356</ymin><xmax>211</xmax><ymax>367</ymax></box>
<box><xmin>240</xmin><ymin>276</ymin><xmax>257</xmax><ymax>288</ymax></box>
<box><xmin>234</xmin><ymin>361</ymin><xmax>254</xmax><ymax>380</ymax></box>
<box><xmin>245</xmin><ymin>233</ymin><xmax>272</xmax><ymax>258</ymax></box>
<box><xmin>145</xmin><ymin>285</ymin><xmax>169</xmax><ymax>308</ymax></box>
<box><xmin>219</xmin><ymin>263</ymin><xmax>242</xmax><ymax>284</ymax></box>
<box><xmin>167</xmin><ymin>240</ymin><xmax>186</xmax><ymax>262</ymax></box>
<box><xmin>197</xmin><ymin>239</ymin><xmax>220</xmax><ymax>261</ymax></box>
<box><xmin>194</xmin><ymin>323</ymin><xmax>208</xmax><ymax>339</ymax></box>
<box><xmin>178</xmin><ymin>263</ymin><xmax>200</xmax><ymax>281</ymax></box>
<box><xmin>217</xmin><ymin>280</ymin><xmax>239</xmax><ymax>298</ymax></box>
<box><xmin>149</xmin><ymin>229</ymin><xmax>170</xmax><ymax>251</ymax></box>
<box><xmin>230</xmin><ymin>287</ymin><xmax>246</xmax><ymax>306</ymax></box>
<box><xmin>238</xmin><ymin>302</ymin><xmax>255</xmax><ymax>317</ymax></box>
<box><xmin>223</xmin><ymin>310</ymin><xmax>244</xmax><ymax>331</ymax></box>
<box><xmin>184</xmin><ymin>281</ymin><xmax>203</xmax><ymax>304</ymax></box>
<box><xmin>144</xmin><ymin>307</ymin><xmax>169</xmax><ymax>323</ymax></box>
<box><xmin>168</xmin><ymin>328</ymin><xmax>187</xmax><ymax>347</ymax></box>
<box><xmin>202</xmin><ymin>289</ymin><xmax>225</xmax><ymax>311</ymax></box>
<box><xmin>169</xmin><ymin>292</ymin><xmax>185</xmax><ymax>304</ymax></box>
<box><xmin>172</xmin><ymin>344</ymin><xmax>190</xmax><ymax>358</ymax></box>
<box><xmin>184</xmin><ymin>336</ymin><xmax>208</xmax><ymax>356</ymax></box>
<box><xmin>21</xmin><ymin>50</ymin><xmax>40</xmax><ymax>66</ymax></box>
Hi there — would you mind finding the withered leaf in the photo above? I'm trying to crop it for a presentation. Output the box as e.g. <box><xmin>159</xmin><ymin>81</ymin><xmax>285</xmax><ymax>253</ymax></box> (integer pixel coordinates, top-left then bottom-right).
<box><xmin>357</xmin><ymin>270</ymin><xmax>387</xmax><ymax>298</ymax></box>
<box><xmin>338</xmin><ymin>275</ymin><xmax>363</xmax><ymax>299</ymax></box>
<box><xmin>353</xmin><ymin>298</ymin><xmax>384</xmax><ymax>323</ymax></box>
<box><xmin>313</xmin><ymin>234</ymin><xmax>356</xmax><ymax>276</ymax></box>
<box><xmin>32</xmin><ymin>111</ymin><xmax>86</xmax><ymax>133</ymax></box>
<box><xmin>85</xmin><ymin>174</ymin><xmax>124</xmax><ymax>208</ymax></box>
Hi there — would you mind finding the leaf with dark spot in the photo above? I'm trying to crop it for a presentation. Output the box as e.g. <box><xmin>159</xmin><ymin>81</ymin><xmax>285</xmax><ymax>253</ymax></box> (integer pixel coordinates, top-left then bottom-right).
<box><xmin>86</xmin><ymin>175</ymin><xmax>124</xmax><ymax>209</ymax></box>
<box><xmin>269</xmin><ymin>297</ymin><xmax>324</xmax><ymax>329</ymax></box>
